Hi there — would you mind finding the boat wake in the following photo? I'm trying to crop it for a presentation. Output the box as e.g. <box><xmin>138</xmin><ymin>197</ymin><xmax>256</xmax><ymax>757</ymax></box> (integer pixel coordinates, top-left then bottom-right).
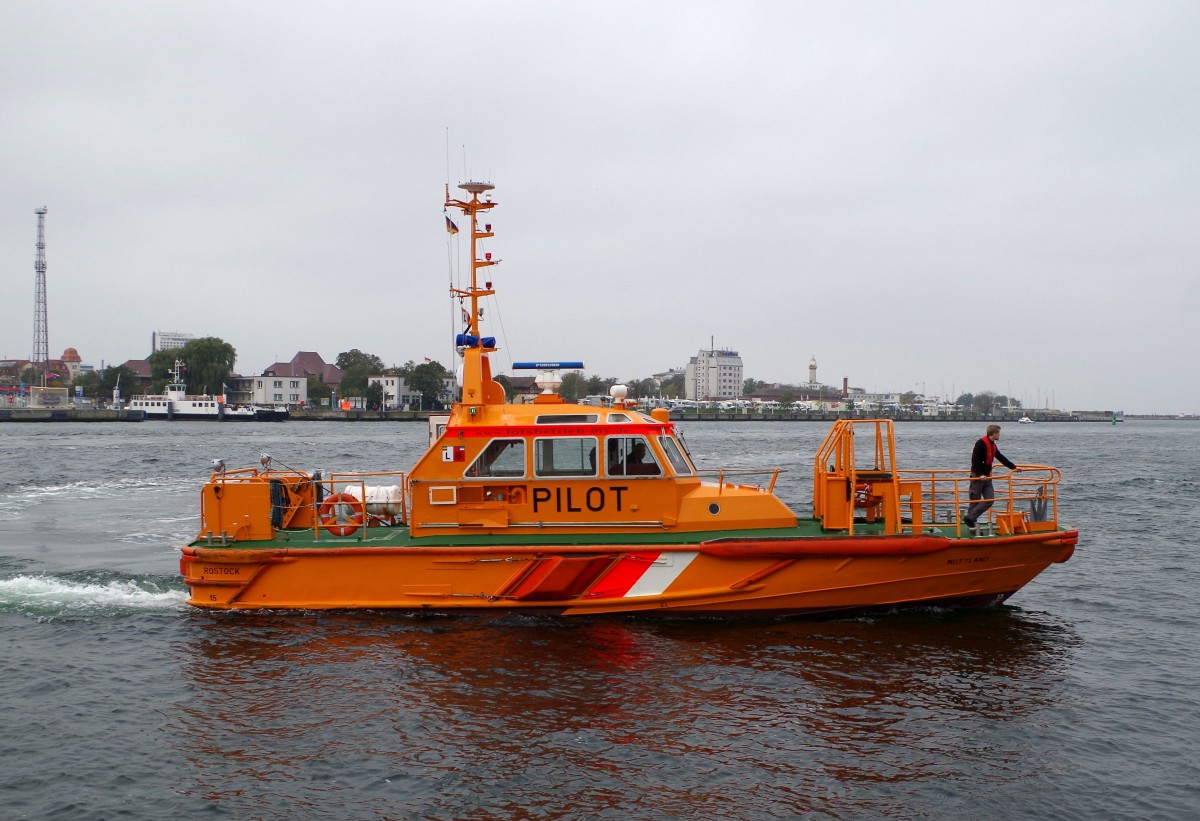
<box><xmin>0</xmin><ymin>571</ymin><xmax>188</xmax><ymax>619</ymax></box>
<box><xmin>0</xmin><ymin>477</ymin><xmax>196</xmax><ymax>519</ymax></box>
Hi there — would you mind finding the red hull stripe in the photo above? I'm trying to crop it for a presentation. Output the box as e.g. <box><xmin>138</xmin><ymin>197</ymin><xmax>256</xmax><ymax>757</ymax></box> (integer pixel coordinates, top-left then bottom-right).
<box><xmin>584</xmin><ymin>552</ymin><xmax>662</xmax><ymax>598</ymax></box>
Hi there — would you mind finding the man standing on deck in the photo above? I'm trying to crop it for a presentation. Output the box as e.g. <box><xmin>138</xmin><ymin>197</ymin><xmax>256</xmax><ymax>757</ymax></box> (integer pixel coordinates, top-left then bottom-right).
<box><xmin>963</xmin><ymin>424</ymin><xmax>1019</xmax><ymax>533</ymax></box>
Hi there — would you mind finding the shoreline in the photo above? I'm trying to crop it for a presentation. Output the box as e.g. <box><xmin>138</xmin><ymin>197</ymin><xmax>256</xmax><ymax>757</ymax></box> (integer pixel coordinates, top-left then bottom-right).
<box><xmin>0</xmin><ymin>408</ymin><xmax>1183</xmax><ymax>423</ymax></box>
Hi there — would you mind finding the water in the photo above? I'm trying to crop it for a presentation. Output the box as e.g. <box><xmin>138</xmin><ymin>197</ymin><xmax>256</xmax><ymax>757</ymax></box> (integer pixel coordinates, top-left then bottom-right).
<box><xmin>2</xmin><ymin>421</ymin><xmax>1198</xmax><ymax>820</ymax></box>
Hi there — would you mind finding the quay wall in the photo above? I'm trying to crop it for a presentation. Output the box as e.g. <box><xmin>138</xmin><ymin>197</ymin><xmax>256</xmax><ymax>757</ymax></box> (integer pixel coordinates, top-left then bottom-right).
<box><xmin>0</xmin><ymin>408</ymin><xmax>146</xmax><ymax>422</ymax></box>
<box><xmin>0</xmin><ymin>408</ymin><xmax>1144</xmax><ymax>423</ymax></box>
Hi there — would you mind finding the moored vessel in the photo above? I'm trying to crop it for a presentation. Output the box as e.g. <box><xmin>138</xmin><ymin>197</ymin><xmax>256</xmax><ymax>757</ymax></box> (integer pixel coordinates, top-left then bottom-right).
<box><xmin>128</xmin><ymin>360</ymin><xmax>288</xmax><ymax>421</ymax></box>
<box><xmin>179</xmin><ymin>182</ymin><xmax>1077</xmax><ymax>616</ymax></box>
<box><xmin>128</xmin><ymin>360</ymin><xmax>225</xmax><ymax>420</ymax></box>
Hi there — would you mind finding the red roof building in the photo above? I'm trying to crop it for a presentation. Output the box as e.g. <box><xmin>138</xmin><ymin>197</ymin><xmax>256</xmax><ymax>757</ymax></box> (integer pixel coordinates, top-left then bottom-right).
<box><xmin>261</xmin><ymin>352</ymin><xmax>342</xmax><ymax>385</ymax></box>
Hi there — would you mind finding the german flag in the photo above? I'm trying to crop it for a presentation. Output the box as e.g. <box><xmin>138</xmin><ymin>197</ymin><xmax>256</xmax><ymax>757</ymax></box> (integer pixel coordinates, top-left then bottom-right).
<box><xmin>445</xmin><ymin>216</ymin><xmax>459</xmax><ymax>235</ymax></box>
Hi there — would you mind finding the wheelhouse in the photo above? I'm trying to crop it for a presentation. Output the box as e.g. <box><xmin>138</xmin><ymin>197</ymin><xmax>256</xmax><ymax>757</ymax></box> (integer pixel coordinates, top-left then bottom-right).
<box><xmin>405</xmin><ymin>405</ymin><xmax>705</xmax><ymax>535</ymax></box>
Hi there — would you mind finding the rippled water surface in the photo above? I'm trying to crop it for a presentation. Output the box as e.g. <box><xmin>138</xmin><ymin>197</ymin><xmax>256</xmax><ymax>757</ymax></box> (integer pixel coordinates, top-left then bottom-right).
<box><xmin>2</xmin><ymin>420</ymin><xmax>1198</xmax><ymax>820</ymax></box>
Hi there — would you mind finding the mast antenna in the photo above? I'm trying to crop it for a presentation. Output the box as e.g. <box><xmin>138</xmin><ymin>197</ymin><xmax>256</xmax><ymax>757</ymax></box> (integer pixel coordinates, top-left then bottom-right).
<box><xmin>32</xmin><ymin>207</ymin><xmax>49</xmax><ymax>388</ymax></box>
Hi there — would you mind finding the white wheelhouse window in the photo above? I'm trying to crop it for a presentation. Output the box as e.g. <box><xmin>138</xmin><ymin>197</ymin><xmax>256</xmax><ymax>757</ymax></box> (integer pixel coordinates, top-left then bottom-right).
<box><xmin>606</xmin><ymin>436</ymin><xmax>662</xmax><ymax>477</ymax></box>
<box><xmin>658</xmin><ymin>435</ymin><xmax>694</xmax><ymax>475</ymax></box>
<box><xmin>534</xmin><ymin>437</ymin><xmax>599</xmax><ymax>478</ymax></box>
<box><xmin>465</xmin><ymin>438</ymin><xmax>526</xmax><ymax>478</ymax></box>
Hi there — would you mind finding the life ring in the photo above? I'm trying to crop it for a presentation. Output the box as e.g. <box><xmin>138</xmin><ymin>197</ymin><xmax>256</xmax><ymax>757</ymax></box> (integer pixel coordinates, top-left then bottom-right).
<box><xmin>319</xmin><ymin>492</ymin><xmax>365</xmax><ymax>537</ymax></box>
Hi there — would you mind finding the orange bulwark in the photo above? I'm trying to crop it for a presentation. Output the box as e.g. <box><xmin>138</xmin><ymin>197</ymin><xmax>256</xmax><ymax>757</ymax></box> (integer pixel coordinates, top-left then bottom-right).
<box><xmin>179</xmin><ymin>183</ymin><xmax>1077</xmax><ymax>616</ymax></box>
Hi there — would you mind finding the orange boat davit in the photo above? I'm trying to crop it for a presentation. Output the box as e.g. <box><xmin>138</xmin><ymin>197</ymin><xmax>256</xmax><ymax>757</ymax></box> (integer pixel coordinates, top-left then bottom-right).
<box><xmin>179</xmin><ymin>182</ymin><xmax>1077</xmax><ymax>616</ymax></box>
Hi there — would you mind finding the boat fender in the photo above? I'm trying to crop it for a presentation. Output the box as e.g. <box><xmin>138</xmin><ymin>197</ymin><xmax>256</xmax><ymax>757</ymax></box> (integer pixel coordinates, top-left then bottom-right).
<box><xmin>269</xmin><ymin>479</ymin><xmax>287</xmax><ymax>529</ymax></box>
<box><xmin>318</xmin><ymin>492</ymin><xmax>365</xmax><ymax>537</ymax></box>
<box><xmin>1029</xmin><ymin>486</ymin><xmax>1049</xmax><ymax>522</ymax></box>
<box><xmin>311</xmin><ymin>469</ymin><xmax>326</xmax><ymax>504</ymax></box>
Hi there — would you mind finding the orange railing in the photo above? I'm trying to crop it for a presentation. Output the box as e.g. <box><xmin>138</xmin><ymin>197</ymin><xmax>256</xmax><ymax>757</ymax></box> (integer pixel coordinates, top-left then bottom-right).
<box><xmin>895</xmin><ymin>466</ymin><xmax>1061</xmax><ymax>537</ymax></box>
<box><xmin>812</xmin><ymin>419</ymin><xmax>897</xmax><ymax>533</ymax></box>
<box><xmin>200</xmin><ymin>466</ymin><xmax>407</xmax><ymax>542</ymax></box>
<box><xmin>695</xmin><ymin>467</ymin><xmax>784</xmax><ymax>495</ymax></box>
<box><xmin>322</xmin><ymin>472</ymin><xmax>408</xmax><ymax>524</ymax></box>
<box><xmin>812</xmin><ymin>419</ymin><xmax>1061</xmax><ymax>536</ymax></box>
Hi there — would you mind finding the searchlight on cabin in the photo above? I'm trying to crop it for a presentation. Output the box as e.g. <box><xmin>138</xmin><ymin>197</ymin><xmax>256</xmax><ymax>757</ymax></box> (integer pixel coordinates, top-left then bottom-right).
<box><xmin>510</xmin><ymin>362</ymin><xmax>586</xmax><ymax>397</ymax></box>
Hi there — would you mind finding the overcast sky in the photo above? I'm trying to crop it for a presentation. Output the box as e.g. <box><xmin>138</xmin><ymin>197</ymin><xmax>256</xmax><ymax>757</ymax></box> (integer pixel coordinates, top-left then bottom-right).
<box><xmin>2</xmin><ymin>2</ymin><xmax>1196</xmax><ymax>413</ymax></box>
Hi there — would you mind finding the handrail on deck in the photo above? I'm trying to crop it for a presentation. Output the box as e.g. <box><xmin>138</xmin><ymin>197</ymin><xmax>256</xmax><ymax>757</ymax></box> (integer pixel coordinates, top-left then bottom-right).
<box><xmin>897</xmin><ymin>465</ymin><xmax>1061</xmax><ymax>536</ymax></box>
<box><xmin>812</xmin><ymin>419</ymin><xmax>899</xmax><ymax>532</ymax></box>
<box><xmin>811</xmin><ymin>419</ymin><xmax>1061</xmax><ymax>535</ymax></box>
<box><xmin>316</xmin><ymin>471</ymin><xmax>409</xmax><ymax>537</ymax></box>
<box><xmin>695</xmin><ymin>467</ymin><xmax>784</xmax><ymax>495</ymax></box>
<box><xmin>208</xmin><ymin>466</ymin><xmax>261</xmax><ymax>481</ymax></box>
<box><xmin>200</xmin><ymin>464</ymin><xmax>409</xmax><ymax>539</ymax></box>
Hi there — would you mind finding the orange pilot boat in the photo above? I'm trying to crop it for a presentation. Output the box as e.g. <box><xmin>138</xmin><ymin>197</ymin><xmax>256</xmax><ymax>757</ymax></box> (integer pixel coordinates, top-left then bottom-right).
<box><xmin>180</xmin><ymin>182</ymin><xmax>1077</xmax><ymax>616</ymax></box>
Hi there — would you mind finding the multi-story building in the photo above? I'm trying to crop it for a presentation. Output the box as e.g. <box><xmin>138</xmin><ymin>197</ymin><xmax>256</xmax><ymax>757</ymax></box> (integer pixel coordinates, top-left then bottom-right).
<box><xmin>61</xmin><ymin>347</ymin><xmax>83</xmax><ymax>380</ymax></box>
<box><xmin>151</xmin><ymin>331</ymin><xmax>194</xmax><ymax>353</ymax></box>
<box><xmin>266</xmin><ymin>352</ymin><xmax>342</xmax><ymax>387</ymax></box>
<box><xmin>367</xmin><ymin>375</ymin><xmax>421</xmax><ymax>410</ymax></box>
<box><xmin>684</xmin><ymin>348</ymin><xmax>743</xmax><ymax>401</ymax></box>
<box><xmin>247</xmin><ymin>374</ymin><xmax>308</xmax><ymax>408</ymax></box>
<box><xmin>233</xmin><ymin>352</ymin><xmax>343</xmax><ymax>407</ymax></box>
<box><xmin>651</xmin><ymin>367</ymin><xmax>685</xmax><ymax>391</ymax></box>
<box><xmin>366</xmin><ymin>375</ymin><xmax>461</xmax><ymax>409</ymax></box>
<box><xmin>225</xmin><ymin>372</ymin><xmax>309</xmax><ymax>407</ymax></box>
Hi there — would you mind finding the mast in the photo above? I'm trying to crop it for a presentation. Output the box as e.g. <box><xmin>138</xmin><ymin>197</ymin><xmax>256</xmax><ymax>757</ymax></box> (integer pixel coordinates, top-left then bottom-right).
<box><xmin>32</xmin><ymin>207</ymin><xmax>49</xmax><ymax>388</ymax></box>
<box><xmin>445</xmin><ymin>182</ymin><xmax>504</xmax><ymax>409</ymax></box>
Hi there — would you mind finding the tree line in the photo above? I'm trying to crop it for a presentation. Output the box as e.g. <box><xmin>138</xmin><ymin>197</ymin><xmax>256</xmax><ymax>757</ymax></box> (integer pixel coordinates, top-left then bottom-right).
<box><xmin>38</xmin><ymin>338</ymin><xmax>1022</xmax><ymax>414</ymax></box>
<box><xmin>66</xmin><ymin>337</ymin><xmax>237</xmax><ymax>402</ymax></box>
<box><xmin>332</xmin><ymin>350</ymin><xmax>455</xmax><ymax>410</ymax></box>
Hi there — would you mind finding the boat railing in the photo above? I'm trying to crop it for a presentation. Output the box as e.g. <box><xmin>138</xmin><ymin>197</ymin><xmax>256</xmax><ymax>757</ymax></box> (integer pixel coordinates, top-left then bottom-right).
<box><xmin>208</xmin><ymin>466</ymin><xmax>262</xmax><ymax>481</ymax></box>
<box><xmin>199</xmin><ymin>467</ymin><xmax>408</xmax><ymax>540</ymax></box>
<box><xmin>895</xmin><ymin>466</ymin><xmax>1062</xmax><ymax>536</ymax></box>
<box><xmin>695</xmin><ymin>467</ymin><xmax>784</xmax><ymax>495</ymax></box>
<box><xmin>812</xmin><ymin>418</ymin><xmax>899</xmax><ymax>532</ymax></box>
<box><xmin>810</xmin><ymin>418</ymin><xmax>1062</xmax><ymax>536</ymax></box>
<box><xmin>316</xmin><ymin>471</ymin><xmax>409</xmax><ymax>538</ymax></box>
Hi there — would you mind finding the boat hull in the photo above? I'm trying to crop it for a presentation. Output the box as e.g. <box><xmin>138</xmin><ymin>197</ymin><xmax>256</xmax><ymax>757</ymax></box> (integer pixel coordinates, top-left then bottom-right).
<box><xmin>180</xmin><ymin>530</ymin><xmax>1077</xmax><ymax>616</ymax></box>
<box><xmin>134</xmin><ymin>406</ymin><xmax>287</xmax><ymax>421</ymax></box>
<box><xmin>142</xmin><ymin>409</ymin><xmax>223</xmax><ymax>421</ymax></box>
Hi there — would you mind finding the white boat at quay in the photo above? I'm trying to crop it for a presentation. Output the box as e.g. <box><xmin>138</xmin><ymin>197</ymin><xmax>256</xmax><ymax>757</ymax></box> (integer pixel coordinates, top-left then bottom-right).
<box><xmin>127</xmin><ymin>361</ymin><xmax>287</xmax><ymax>421</ymax></box>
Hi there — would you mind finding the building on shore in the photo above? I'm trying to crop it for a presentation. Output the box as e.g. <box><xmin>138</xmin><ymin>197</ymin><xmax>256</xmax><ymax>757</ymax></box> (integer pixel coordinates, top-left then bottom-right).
<box><xmin>243</xmin><ymin>352</ymin><xmax>342</xmax><ymax>407</ymax></box>
<box><xmin>151</xmin><ymin>331</ymin><xmax>194</xmax><ymax>353</ymax></box>
<box><xmin>507</xmin><ymin>376</ymin><xmax>539</xmax><ymax>403</ymax></box>
<box><xmin>230</xmin><ymin>374</ymin><xmax>308</xmax><ymax>408</ymax></box>
<box><xmin>367</xmin><ymin>375</ymin><xmax>420</xmax><ymax>410</ymax></box>
<box><xmin>685</xmin><ymin>348</ymin><xmax>743</xmax><ymax>401</ymax></box>
<box><xmin>263</xmin><ymin>352</ymin><xmax>342</xmax><ymax>387</ymax></box>
<box><xmin>651</xmin><ymin>367</ymin><xmax>685</xmax><ymax>388</ymax></box>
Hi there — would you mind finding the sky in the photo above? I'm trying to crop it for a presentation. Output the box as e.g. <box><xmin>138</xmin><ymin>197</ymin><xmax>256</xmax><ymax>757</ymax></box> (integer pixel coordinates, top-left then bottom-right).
<box><xmin>2</xmin><ymin>2</ymin><xmax>1197</xmax><ymax>414</ymax></box>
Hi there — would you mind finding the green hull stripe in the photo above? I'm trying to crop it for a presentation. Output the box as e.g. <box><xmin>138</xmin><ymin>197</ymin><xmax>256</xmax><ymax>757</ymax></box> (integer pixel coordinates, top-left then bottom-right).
<box><xmin>185</xmin><ymin>520</ymin><xmax>1060</xmax><ymax>551</ymax></box>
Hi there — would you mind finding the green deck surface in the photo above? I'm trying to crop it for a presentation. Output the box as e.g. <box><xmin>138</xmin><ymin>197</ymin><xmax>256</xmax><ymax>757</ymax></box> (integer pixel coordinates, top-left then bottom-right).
<box><xmin>187</xmin><ymin>519</ymin><xmax>995</xmax><ymax>550</ymax></box>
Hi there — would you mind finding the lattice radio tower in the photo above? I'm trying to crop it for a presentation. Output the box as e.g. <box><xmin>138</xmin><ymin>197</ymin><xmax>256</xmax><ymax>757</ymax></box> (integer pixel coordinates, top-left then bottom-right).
<box><xmin>32</xmin><ymin>207</ymin><xmax>49</xmax><ymax>387</ymax></box>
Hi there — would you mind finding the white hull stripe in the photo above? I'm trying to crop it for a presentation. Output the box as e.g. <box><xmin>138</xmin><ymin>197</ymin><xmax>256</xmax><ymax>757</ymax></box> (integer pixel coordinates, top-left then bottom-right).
<box><xmin>624</xmin><ymin>551</ymin><xmax>698</xmax><ymax>597</ymax></box>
